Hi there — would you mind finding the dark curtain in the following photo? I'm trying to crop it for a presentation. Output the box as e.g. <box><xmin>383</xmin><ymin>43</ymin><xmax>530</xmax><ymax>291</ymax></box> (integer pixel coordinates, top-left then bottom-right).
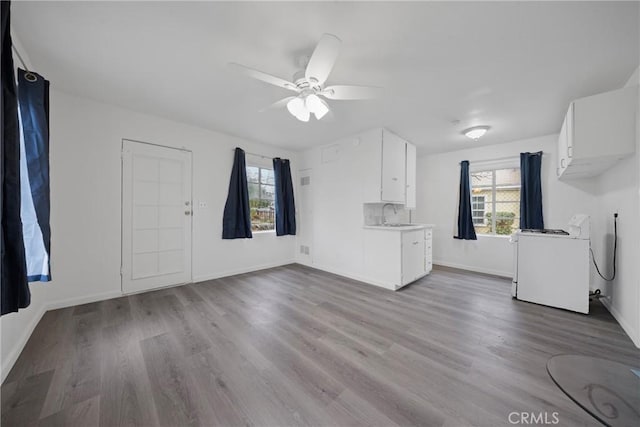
<box><xmin>454</xmin><ymin>160</ymin><xmax>477</xmax><ymax>240</ymax></box>
<box><xmin>520</xmin><ymin>151</ymin><xmax>544</xmax><ymax>229</ymax></box>
<box><xmin>272</xmin><ymin>158</ymin><xmax>296</xmax><ymax>236</ymax></box>
<box><xmin>222</xmin><ymin>147</ymin><xmax>252</xmax><ymax>239</ymax></box>
<box><xmin>18</xmin><ymin>68</ymin><xmax>51</xmax><ymax>282</ymax></box>
<box><xmin>1</xmin><ymin>1</ymin><xmax>31</xmax><ymax>315</ymax></box>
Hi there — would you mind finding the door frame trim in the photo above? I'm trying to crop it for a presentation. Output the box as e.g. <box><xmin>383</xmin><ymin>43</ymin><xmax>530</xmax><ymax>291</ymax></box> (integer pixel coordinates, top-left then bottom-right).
<box><xmin>120</xmin><ymin>138</ymin><xmax>194</xmax><ymax>294</ymax></box>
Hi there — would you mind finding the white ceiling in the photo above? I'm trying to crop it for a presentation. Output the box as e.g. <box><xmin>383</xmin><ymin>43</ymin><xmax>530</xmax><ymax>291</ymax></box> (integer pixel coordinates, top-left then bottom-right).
<box><xmin>12</xmin><ymin>1</ymin><xmax>639</xmax><ymax>154</ymax></box>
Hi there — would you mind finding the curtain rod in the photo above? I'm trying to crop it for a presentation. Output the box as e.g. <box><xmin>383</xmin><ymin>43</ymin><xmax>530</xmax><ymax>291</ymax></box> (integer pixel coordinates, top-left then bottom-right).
<box><xmin>232</xmin><ymin>148</ymin><xmax>272</xmax><ymax>160</ymax></box>
<box><xmin>463</xmin><ymin>152</ymin><xmax>547</xmax><ymax>165</ymax></box>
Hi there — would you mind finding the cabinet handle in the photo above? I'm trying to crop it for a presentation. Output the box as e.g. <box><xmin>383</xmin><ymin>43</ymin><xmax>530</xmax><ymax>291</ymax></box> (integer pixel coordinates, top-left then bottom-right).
<box><xmin>392</xmin><ymin>177</ymin><xmax>398</xmax><ymax>181</ymax></box>
<box><xmin>567</xmin><ymin>147</ymin><xmax>573</xmax><ymax>158</ymax></box>
<box><xmin>560</xmin><ymin>158</ymin><xmax>566</xmax><ymax>168</ymax></box>
<box><xmin>413</xmin><ymin>241</ymin><xmax>419</xmax><ymax>245</ymax></box>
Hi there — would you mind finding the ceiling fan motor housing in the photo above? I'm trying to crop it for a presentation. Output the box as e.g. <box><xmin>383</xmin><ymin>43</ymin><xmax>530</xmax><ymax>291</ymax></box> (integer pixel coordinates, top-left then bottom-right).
<box><xmin>293</xmin><ymin>69</ymin><xmax>322</xmax><ymax>92</ymax></box>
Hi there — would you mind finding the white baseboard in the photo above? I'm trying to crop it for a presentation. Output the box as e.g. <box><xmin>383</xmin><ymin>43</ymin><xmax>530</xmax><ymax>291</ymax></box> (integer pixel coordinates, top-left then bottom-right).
<box><xmin>1</xmin><ymin>304</ymin><xmax>47</xmax><ymax>384</ymax></box>
<box><xmin>600</xmin><ymin>298</ymin><xmax>640</xmax><ymax>348</ymax></box>
<box><xmin>192</xmin><ymin>260</ymin><xmax>296</xmax><ymax>284</ymax></box>
<box><xmin>309</xmin><ymin>263</ymin><xmax>398</xmax><ymax>291</ymax></box>
<box><xmin>46</xmin><ymin>290</ymin><xmax>124</xmax><ymax>311</ymax></box>
<box><xmin>1</xmin><ymin>289</ymin><xmax>124</xmax><ymax>383</ymax></box>
<box><xmin>433</xmin><ymin>259</ymin><xmax>512</xmax><ymax>279</ymax></box>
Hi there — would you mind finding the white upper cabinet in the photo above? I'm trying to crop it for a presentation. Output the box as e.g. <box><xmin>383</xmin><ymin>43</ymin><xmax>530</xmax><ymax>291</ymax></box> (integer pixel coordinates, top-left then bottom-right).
<box><xmin>362</xmin><ymin>128</ymin><xmax>417</xmax><ymax>205</ymax></box>
<box><xmin>557</xmin><ymin>85</ymin><xmax>637</xmax><ymax>180</ymax></box>
<box><xmin>405</xmin><ymin>142</ymin><xmax>417</xmax><ymax>209</ymax></box>
<box><xmin>381</xmin><ymin>130</ymin><xmax>407</xmax><ymax>202</ymax></box>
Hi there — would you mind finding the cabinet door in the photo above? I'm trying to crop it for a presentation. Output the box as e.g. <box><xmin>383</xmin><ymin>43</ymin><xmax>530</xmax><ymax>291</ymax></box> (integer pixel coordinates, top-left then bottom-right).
<box><xmin>381</xmin><ymin>132</ymin><xmax>406</xmax><ymax>202</ymax></box>
<box><xmin>572</xmin><ymin>86</ymin><xmax>636</xmax><ymax>159</ymax></box>
<box><xmin>557</xmin><ymin>105</ymin><xmax>572</xmax><ymax>177</ymax></box>
<box><xmin>405</xmin><ymin>143</ymin><xmax>417</xmax><ymax>208</ymax></box>
<box><xmin>402</xmin><ymin>230</ymin><xmax>426</xmax><ymax>285</ymax></box>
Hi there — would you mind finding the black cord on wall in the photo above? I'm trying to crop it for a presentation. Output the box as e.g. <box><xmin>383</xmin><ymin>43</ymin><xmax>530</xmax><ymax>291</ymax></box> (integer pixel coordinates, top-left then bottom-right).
<box><xmin>590</xmin><ymin>213</ymin><xmax>617</xmax><ymax>282</ymax></box>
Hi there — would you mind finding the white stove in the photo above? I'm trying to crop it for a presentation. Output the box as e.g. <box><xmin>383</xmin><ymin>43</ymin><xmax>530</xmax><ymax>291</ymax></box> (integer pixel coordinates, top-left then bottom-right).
<box><xmin>511</xmin><ymin>215</ymin><xmax>590</xmax><ymax>313</ymax></box>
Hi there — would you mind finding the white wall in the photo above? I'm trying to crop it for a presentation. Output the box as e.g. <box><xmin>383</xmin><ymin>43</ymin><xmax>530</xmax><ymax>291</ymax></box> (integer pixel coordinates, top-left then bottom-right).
<box><xmin>591</xmin><ymin>68</ymin><xmax>640</xmax><ymax>347</ymax></box>
<box><xmin>295</xmin><ymin>132</ymin><xmax>370</xmax><ymax>278</ymax></box>
<box><xmin>414</xmin><ymin>135</ymin><xmax>598</xmax><ymax>277</ymax></box>
<box><xmin>1</xmin><ymin>90</ymin><xmax>297</xmax><ymax>381</ymax></box>
<box><xmin>295</xmin><ymin>129</ymin><xmax>410</xmax><ymax>283</ymax></box>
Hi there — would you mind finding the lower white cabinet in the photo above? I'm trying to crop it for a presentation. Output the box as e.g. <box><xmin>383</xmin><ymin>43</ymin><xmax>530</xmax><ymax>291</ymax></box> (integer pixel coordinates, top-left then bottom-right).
<box><xmin>402</xmin><ymin>230</ymin><xmax>426</xmax><ymax>284</ymax></box>
<box><xmin>363</xmin><ymin>226</ymin><xmax>434</xmax><ymax>290</ymax></box>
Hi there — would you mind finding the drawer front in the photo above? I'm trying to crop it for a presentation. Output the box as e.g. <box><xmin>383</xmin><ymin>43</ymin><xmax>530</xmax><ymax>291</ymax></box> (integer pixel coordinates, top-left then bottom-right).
<box><xmin>402</xmin><ymin>229</ymin><xmax>425</xmax><ymax>246</ymax></box>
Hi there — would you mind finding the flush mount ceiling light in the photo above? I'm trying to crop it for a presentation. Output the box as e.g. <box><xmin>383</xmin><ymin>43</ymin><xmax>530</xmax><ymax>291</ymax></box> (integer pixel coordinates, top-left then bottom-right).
<box><xmin>463</xmin><ymin>126</ymin><xmax>490</xmax><ymax>140</ymax></box>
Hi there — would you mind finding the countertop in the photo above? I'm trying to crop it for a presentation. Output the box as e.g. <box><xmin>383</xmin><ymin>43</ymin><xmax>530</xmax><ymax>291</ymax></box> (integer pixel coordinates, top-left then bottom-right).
<box><xmin>363</xmin><ymin>223</ymin><xmax>435</xmax><ymax>231</ymax></box>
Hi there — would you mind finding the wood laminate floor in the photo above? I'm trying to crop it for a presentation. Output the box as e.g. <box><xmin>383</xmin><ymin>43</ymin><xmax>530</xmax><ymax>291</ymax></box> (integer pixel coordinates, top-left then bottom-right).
<box><xmin>2</xmin><ymin>264</ymin><xmax>639</xmax><ymax>426</ymax></box>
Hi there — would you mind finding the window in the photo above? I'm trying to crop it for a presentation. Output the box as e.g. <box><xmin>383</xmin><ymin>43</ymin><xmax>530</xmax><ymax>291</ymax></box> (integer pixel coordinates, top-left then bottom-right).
<box><xmin>470</xmin><ymin>168</ymin><xmax>521</xmax><ymax>235</ymax></box>
<box><xmin>471</xmin><ymin>195</ymin><xmax>486</xmax><ymax>225</ymax></box>
<box><xmin>246</xmin><ymin>165</ymin><xmax>275</xmax><ymax>232</ymax></box>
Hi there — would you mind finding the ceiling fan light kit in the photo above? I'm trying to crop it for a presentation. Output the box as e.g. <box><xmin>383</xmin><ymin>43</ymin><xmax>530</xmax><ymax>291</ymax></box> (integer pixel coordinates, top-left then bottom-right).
<box><xmin>230</xmin><ymin>33</ymin><xmax>382</xmax><ymax>123</ymax></box>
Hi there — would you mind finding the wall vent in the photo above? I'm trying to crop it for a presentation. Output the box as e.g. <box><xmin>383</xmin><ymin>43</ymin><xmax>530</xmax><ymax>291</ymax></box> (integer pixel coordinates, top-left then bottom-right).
<box><xmin>300</xmin><ymin>176</ymin><xmax>311</xmax><ymax>186</ymax></box>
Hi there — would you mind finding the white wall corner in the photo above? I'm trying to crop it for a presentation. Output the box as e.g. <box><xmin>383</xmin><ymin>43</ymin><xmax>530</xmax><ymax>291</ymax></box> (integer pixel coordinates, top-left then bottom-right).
<box><xmin>601</xmin><ymin>297</ymin><xmax>640</xmax><ymax>348</ymax></box>
<box><xmin>1</xmin><ymin>305</ymin><xmax>46</xmax><ymax>384</ymax></box>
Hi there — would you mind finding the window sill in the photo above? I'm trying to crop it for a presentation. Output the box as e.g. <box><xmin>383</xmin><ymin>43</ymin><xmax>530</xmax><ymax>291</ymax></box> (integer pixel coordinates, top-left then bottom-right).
<box><xmin>477</xmin><ymin>234</ymin><xmax>513</xmax><ymax>239</ymax></box>
<box><xmin>253</xmin><ymin>230</ymin><xmax>276</xmax><ymax>235</ymax></box>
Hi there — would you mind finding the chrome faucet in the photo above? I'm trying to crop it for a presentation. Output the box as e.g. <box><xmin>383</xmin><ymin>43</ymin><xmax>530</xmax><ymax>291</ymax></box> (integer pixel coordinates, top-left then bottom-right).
<box><xmin>382</xmin><ymin>203</ymin><xmax>397</xmax><ymax>224</ymax></box>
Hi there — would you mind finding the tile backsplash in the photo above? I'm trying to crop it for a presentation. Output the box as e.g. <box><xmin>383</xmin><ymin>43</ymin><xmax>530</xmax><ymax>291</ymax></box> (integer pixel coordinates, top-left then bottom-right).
<box><xmin>363</xmin><ymin>203</ymin><xmax>412</xmax><ymax>226</ymax></box>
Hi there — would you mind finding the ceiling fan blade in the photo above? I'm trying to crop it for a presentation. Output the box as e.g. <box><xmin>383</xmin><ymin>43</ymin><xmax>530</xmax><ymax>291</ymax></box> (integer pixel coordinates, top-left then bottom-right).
<box><xmin>317</xmin><ymin>109</ymin><xmax>335</xmax><ymax>122</ymax></box>
<box><xmin>259</xmin><ymin>96</ymin><xmax>296</xmax><ymax>112</ymax></box>
<box><xmin>305</xmin><ymin>33</ymin><xmax>342</xmax><ymax>85</ymax></box>
<box><xmin>228</xmin><ymin>63</ymin><xmax>298</xmax><ymax>92</ymax></box>
<box><xmin>321</xmin><ymin>85</ymin><xmax>383</xmax><ymax>100</ymax></box>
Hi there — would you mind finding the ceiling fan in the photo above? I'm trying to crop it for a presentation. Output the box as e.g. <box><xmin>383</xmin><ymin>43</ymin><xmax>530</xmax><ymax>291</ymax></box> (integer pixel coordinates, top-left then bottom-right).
<box><xmin>229</xmin><ymin>34</ymin><xmax>381</xmax><ymax>122</ymax></box>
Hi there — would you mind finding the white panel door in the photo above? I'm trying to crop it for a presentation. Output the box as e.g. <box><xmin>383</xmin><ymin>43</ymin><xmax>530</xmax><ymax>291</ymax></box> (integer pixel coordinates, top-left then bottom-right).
<box><xmin>122</xmin><ymin>140</ymin><xmax>192</xmax><ymax>294</ymax></box>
